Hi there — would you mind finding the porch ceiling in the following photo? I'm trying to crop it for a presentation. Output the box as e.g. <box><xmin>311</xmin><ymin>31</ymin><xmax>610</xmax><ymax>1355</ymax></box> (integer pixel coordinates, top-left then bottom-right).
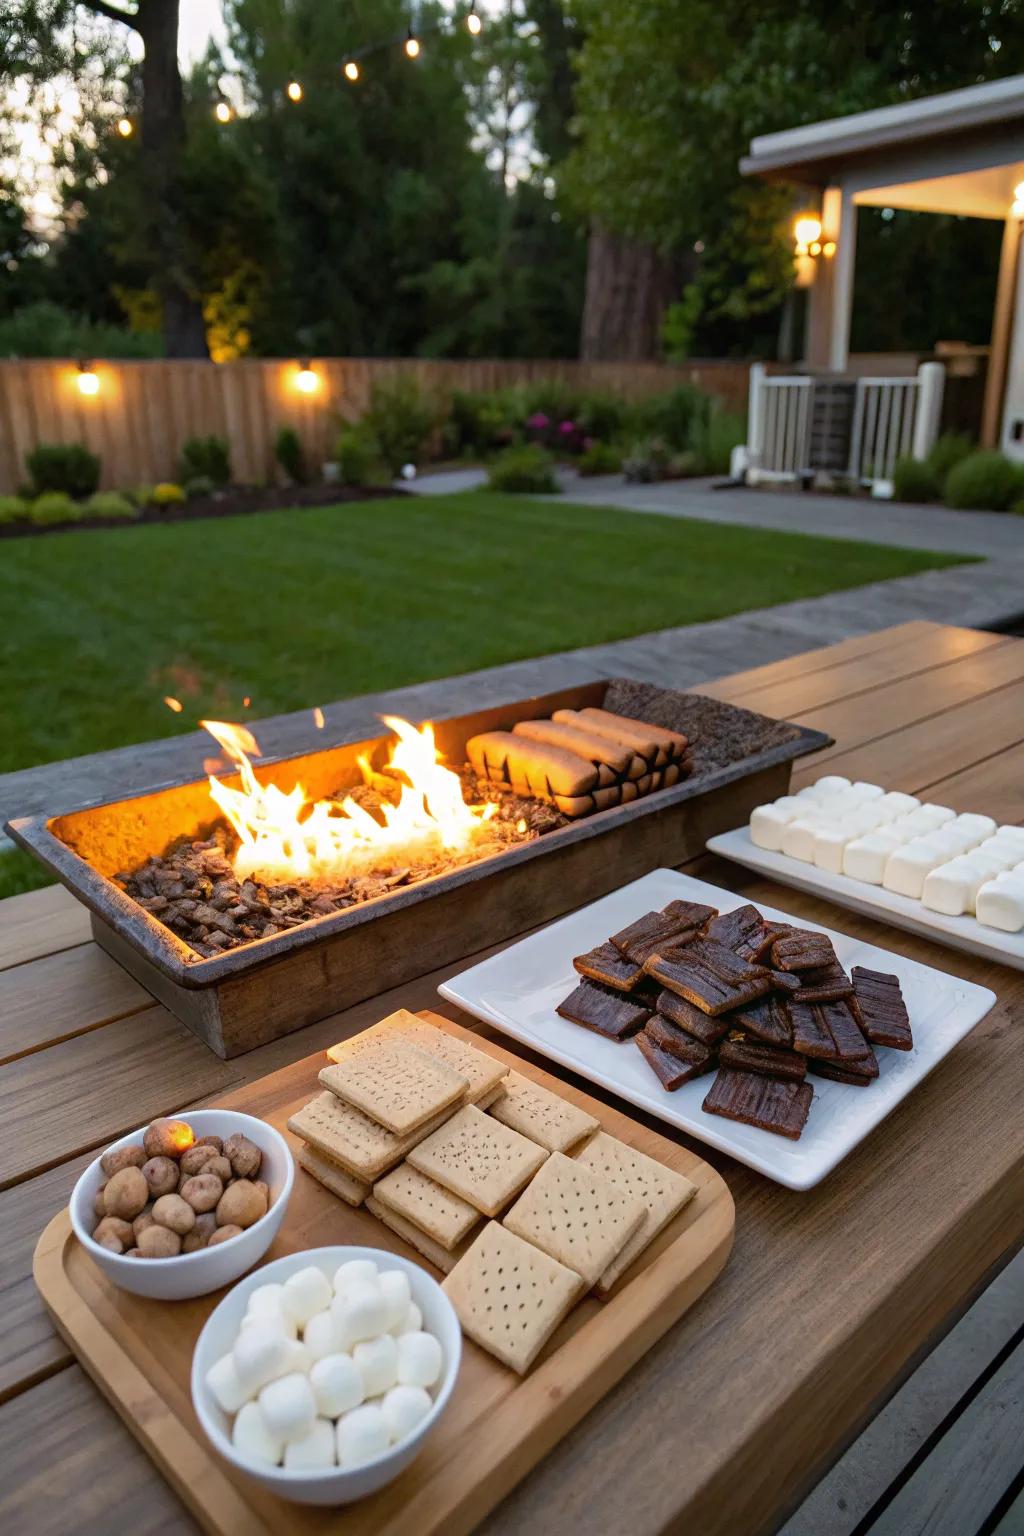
<box><xmin>853</xmin><ymin>162</ymin><xmax>1024</xmax><ymax>221</ymax></box>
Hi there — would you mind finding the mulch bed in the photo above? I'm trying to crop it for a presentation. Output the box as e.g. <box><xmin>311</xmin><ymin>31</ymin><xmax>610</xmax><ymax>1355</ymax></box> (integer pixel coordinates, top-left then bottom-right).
<box><xmin>0</xmin><ymin>482</ymin><xmax>406</xmax><ymax>541</ymax></box>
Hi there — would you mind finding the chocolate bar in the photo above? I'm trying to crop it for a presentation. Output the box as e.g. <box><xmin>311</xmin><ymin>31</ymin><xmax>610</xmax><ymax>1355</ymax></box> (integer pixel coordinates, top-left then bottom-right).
<box><xmin>610</xmin><ymin>901</ymin><xmax>714</xmax><ymax>964</ymax></box>
<box><xmin>734</xmin><ymin>992</ymin><xmax>794</xmax><ymax>1046</ymax></box>
<box><xmin>770</xmin><ymin>969</ymin><xmax>803</xmax><ymax>994</ymax></box>
<box><xmin>790</xmin><ymin>960</ymin><xmax>854</xmax><ymax>1003</ymax></box>
<box><xmin>702</xmin><ymin>1067</ymin><xmax>813</xmax><ymax>1141</ymax></box>
<box><xmin>644</xmin><ymin>1014</ymin><xmax>715</xmax><ymax>1069</ymax></box>
<box><xmin>851</xmin><ymin>967</ymin><xmax>913</xmax><ymax>1050</ymax></box>
<box><xmin>808</xmin><ymin>1050</ymin><xmax>880</xmax><ymax>1086</ymax></box>
<box><xmin>655</xmin><ymin>990</ymin><xmax>731</xmax><ymax>1046</ymax></box>
<box><xmin>705</xmin><ymin>904</ymin><xmax>769</xmax><ymax>961</ymax></box>
<box><xmin>646</xmin><ymin>940</ymin><xmax>772</xmax><ymax>1016</ymax></box>
<box><xmin>573</xmin><ymin>942</ymin><xmax>644</xmax><ymax>992</ymax></box>
<box><xmin>635</xmin><ymin>1030</ymin><xmax>710</xmax><ymax>1090</ymax></box>
<box><xmin>772</xmin><ymin>931</ymin><xmax>838</xmax><ymax>972</ymax></box>
<box><xmin>556</xmin><ymin>980</ymin><xmax>651</xmax><ymax>1040</ymax></box>
<box><xmin>789</xmin><ymin>998</ymin><xmax>871</xmax><ymax>1062</ymax></box>
<box><xmin>719</xmin><ymin>1036</ymin><xmax>807</xmax><ymax>1081</ymax></box>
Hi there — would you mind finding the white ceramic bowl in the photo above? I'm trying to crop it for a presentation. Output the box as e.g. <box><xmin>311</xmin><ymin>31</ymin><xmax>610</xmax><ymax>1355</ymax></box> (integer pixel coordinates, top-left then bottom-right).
<box><xmin>70</xmin><ymin>1110</ymin><xmax>294</xmax><ymax>1300</ymax></box>
<box><xmin>191</xmin><ymin>1245</ymin><xmax>462</xmax><ymax>1505</ymax></box>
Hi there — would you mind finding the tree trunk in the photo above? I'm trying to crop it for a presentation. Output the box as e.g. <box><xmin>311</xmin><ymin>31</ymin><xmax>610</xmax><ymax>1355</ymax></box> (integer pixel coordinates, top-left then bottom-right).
<box><xmin>579</xmin><ymin>223</ymin><xmax>676</xmax><ymax>361</ymax></box>
<box><xmin>135</xmin><ymin>0</ymin><xmax>208</xmax><ymax>357</ymax></box>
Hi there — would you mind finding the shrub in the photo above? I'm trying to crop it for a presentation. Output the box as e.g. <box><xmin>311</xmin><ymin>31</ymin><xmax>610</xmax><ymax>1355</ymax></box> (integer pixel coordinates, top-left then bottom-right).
<box><xmin>30</xmin><ymin>491</ymin><xmax>81</xmax><ymax>526</ymax></box>
<box><xmin>927</xmin><ymin>432</ymin><xmax>973</xmax><ymax>492</ymax></box>
<box><xmin>576</xmin><ymin>392</ymin><xmax>627</xmax><ymax>443</ymax></box>
<box><xmin>183</xmin><ymin>474</ymin><xmax>215</xmax><ymax>500</ymax></box>
<box><xmin>26</xmin><ymin>441</ymin><xmax>101</xmax><ymax>498</ymax></box>
<box><xmin>336</xmin><ymin>426</ymin><xmax>380</xmax><ymax>487</ymax></box>
<box><xmin>892</xmin><ymin>456</ymin><xmax>939</xmax><ymax>504</ymax></box>
<box><xmin>487</xmin><ymin>444</ymin><xmax>560</xmax><ymax>495</ymax></box>
<box><xmin>577</xmin><ymin>441</ymin><xmax>623</xmax><ymax>477</ymax></box>
<box><xmin>0</xmin><ymin>494</ymin><xmax>29</xmax><ymax>524</ymax></box>
<box><xmin>149</xmin><ymin>481</ymin><xmax>187</xmax><ymax>506</ymax></box>
<box><xmin>632</xmin><ymin>385</ymin><xmax>710</xmax><ymax>452</ymax></box>
<box><xmin>444</xmin><ymin>389</ymin><xmax>516</xmax><ymax>457</ymax></box>
<box><xmin>691</xmin><ymin>407</ymin><xmax>746</xmax><ymax>475</ymax></box>
<box><xmin>0</xmin><ymin>301</ymin><xmax>162</xmax><ymax>360</ymax></box>
<box><xmin>179</xmin><ymin>434</ymin><xmax>231</xmax><ymax>486</ymax></box>
<box><xmin>85</xmin><ymin>490</ymin><xmax>137</xmax><ymax>520</ymax></box>
<box><xmin>944</xmin><ymin>451</ymin><xmax>1024</xmax><ymax>512</ymax></box>
<box><xmin>275</xmin><ymin>425</ymin><xmax>306</xmax><ymax>484</ymax></box>
<box><xmin>364</xmin><ymin>374</ymin><xmax>436</xmax><ymax>475</ymax></box>
<box><xmin>623</xmin><ymin>437</ymin><xmax>671</xmax><ymax>483</ymax></box>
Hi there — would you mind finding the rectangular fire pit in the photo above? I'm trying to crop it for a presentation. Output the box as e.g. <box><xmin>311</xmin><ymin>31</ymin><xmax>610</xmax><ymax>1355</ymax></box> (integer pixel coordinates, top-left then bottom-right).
<box><xmin>6</xmin><ymin>679</ymin><xmax>829</xmax><ymax>1057</ymax></box>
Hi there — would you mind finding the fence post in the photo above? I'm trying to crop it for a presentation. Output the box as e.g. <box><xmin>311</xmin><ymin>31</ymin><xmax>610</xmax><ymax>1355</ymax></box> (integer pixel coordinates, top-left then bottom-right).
<box><xmin>746</xmin><ymin>363</ymin><xmax>766</xmax><ymax>480</ymax></box>
<box><xmin>911</xmin><ymin>361</ymin><xmax>945</xmax><ymax>460</ymax></box>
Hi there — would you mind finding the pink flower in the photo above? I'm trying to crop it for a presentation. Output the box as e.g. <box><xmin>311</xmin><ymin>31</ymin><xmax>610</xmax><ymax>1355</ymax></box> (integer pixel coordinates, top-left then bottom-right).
<box><xmin>527</xmin><ymin>412</ymin><xmax>549</xmax><ymax>428</ymax></box>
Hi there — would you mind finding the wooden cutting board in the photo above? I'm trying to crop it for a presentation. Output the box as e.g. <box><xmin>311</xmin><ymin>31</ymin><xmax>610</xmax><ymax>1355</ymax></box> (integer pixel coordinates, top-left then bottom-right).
<box><xmin>34</xmin><ymin>1011</ymin><xmax>734</xmax><ymax>1536</ymax></box>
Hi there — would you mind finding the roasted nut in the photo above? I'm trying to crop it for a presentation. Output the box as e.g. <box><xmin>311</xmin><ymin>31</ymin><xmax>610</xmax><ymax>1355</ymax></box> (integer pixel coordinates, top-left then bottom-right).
<box><xmin>125</xmin><ymin>1247</ymin><xmax>142</xmax><ymax>1258</ymax></box>
<box><xmin>100</xmin><ymin>1143</ymin><xmax>146</xmax><ymax>1179</ymax></box>
<box><xmin>93</xmin><ymin>1188</ymin><xmax>107</xmax><ymax>1219</ymax></box>
<box><xmin>194</xmin><ymin>1211</ymin><xmax>218</xmax><ymax>1241</ymax></box>
<box><xmin>142</xmin><ymin>1155</ymin><xmax>179</xmax><ymax>1199</ymax></box>
<box><xmin>93</xmin><ymin>1216</ymin><xmax>134</xmax><ymax>1248</ymax></box>
<box><xmin>181</xmin><ymin>1231</ymin><xmax>206</xmax><ymax>1254</ymax></box>
<box><xmin>143</xmin><ymin>1117</ymin><xmax>195</xmax><ymax>1161</ymax></box>
<box><xmin>224</xmin><ymin>1133</ymin><xmax>261</xmax><ymax>1180</ymax></box>
<box><xmin>152</xmin><ymin>1193</ymin><xmax>196</xmax><ymax>1235</ymax></box>
<box><xmin>194</xmin><ymin>1135</ymin><xmax>223</xmax><ymax>1154</ymax></box>
<box><xmin>207</xmin><ymin>1224</ymin><xmax>242</xmax><ymax>1247</ymax></box>
<box><xmin>96</xmin><ymin>1233</ymin><xmax>125</xmax><ymax>1254</ymax></box>
<box><xmin>205</xmin><ymin>1155</ymin><xmax>233</xmax><ymax>1185</ymax></box>
<box><xmin>252</xmin><ymin>1180</ymin><xmax>270</xmax><ymax>1207</ymax></box>
<box><xmin>103</xmin><ymin>1165</ymin><xmax>150</xmax><ymax>1220</ymax></box>
<box><xmin>215</xmin><ymin>1179</ymin><xmax>267</xmax><ymax>1230</ymax></box>
<box><xmin>133</xmin><ymin>1207</ymin><xmax>156</xmax><ymax>1241</ymax></box>
<box><xmin>181</xmin><ymin>1173</ymin><xmax>223</xmax><ymax>1213</ymax></box>
<box><xmin>179</xmin><ymin>1144</ymin><xmax>219</xmax><ymax>1178</ymax></box>
<box><xmin>137</xmin><ymin>1224</ymin><xmax>182</xmax><ymax>1258</ymax></box>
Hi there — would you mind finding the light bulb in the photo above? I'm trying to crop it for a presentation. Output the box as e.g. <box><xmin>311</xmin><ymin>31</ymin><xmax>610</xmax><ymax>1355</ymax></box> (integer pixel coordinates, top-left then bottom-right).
<box><xmin>344</xmin><ymin>60</ymin><xmax>360</xmax><ymax>81</ymax></box>
<box><xmin>405</xmin><ymin>33</ymin><xmax>421</xmax><ymax>58</ymax></box>
<box><xmin>286</xmin><ymin>80</ymin><xmax>303</xmax><ymax>102</ymax></box>
<box><xmin>467</xmin><ymin>9</ymin><xmax>482</xmax><ymax>32</ymax></box>
<box><xmin>295</xmin><ymin>362</ymin><xmax>318</xmax><ymax>394</ymax></box>
<box><xmin>793</xmin><ymin>215</ymin><xmax>822</xmax><ymax>248</ymax></box>
<box><xmin>215</xmin><ymin>101</ymin><xmax>232</xmax><ymax>123</ymax></box>
<box><xmin>116</xmin><ymin>116</ymin><xmax>133</xmax><ymax>137</ymax></box>
<box><xmin>77</xmin><ymin>366</ymin><xmax>99</xmax><ymax>397</ymax></box>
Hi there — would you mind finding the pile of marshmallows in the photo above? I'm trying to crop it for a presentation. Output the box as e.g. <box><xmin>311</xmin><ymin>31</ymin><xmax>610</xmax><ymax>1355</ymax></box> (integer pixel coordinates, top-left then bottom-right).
<box><xmin>206</xmin><ymin>1258</ymin><xmax>443</xmax><ymax>1471</ymax></box>
<box><xmin>750</xmin><ymin>777</ymin><xmax>1024</xmax><ymax>930</ymax></box>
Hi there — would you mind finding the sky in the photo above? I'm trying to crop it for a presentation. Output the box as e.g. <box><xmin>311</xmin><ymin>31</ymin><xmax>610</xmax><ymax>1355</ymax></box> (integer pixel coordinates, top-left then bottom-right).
<box><xmin>177</xmin><ymin>0</ymin><xmax>229</xmax><ymax>66</ymax></box>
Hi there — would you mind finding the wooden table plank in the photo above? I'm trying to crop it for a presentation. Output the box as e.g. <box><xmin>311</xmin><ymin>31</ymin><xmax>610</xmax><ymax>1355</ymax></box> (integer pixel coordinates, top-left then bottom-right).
<box><xmin>926</xmin><ymin>752</ymin><xmax>1024</xmax><ymax>826</ymax></box>
<box><xmin>0</xmin><ymin>884</ymin><xmax>91</xmax><ymax>973</ymax></box>
<box><xmin>0</xmin><ymin>945</ymin><xmax>151</xmax><ymax>1065</ymax></box>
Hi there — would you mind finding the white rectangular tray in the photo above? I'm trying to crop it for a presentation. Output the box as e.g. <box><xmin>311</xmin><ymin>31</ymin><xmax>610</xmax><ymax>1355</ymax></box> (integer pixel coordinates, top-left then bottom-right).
<box><xmin>706</xmin><ymin>827</ymin><xmax>1024</xmax><ymax>972</ymax></box>
<box><xmin>438</xmin><ymin>869</ymin><xmax>995</xmax><ymax>1190</ymax></box>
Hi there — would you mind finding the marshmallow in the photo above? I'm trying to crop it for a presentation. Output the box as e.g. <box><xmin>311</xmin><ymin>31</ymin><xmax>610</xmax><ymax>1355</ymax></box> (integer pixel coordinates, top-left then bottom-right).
<box><xmin>281</xmin><ymin>1266</ymin><xmax>334</xmax><ymax>1328</ymax></box>
<box><xmin>954</xmin><ymin>813</ymin><xmax>997</xmax><ymax>841</ymax></box>
<box><xmin>239</xmin><ymin>1308</ymin><xmax>297</xmax><ymax>1341</ymax></box>
<box><xmin>922</xmin><ymin>857</ymin><xmax>994</xmax><ymax>916</ymax></box>
<box><xmin>310</xmin><ymin>1351</ymin><xmax>364</xmax><ymax>1418</ymax></box>
<box><xmin>812</xmin><ymin>826</ymin><xmax>850</xmax><ymax>874</ymax></box>
<box><xmin>381</xmin><ymin>1385</ymin><xmax>432</xmax><ymax>1444</ymax></box>
<box><xmin>877</xmin><ymin>791</ymin><xmax>920</xmax><ymax>816</ymax></box>
<box><xmin>206</xmin><ymin>1352</ymin><xmax>249</xmax><ymax>1415</ymax></box>
<box><xmin>284</xmin><ymin>1339</ymin><xmax>311</xmax><ymax>1376</ymax></box>
<box><xmin>849</xmin><ymin>781</ymin><xmax>885</xmax><ymax>801</ymax></box>
<box><xmin>396</xmin><ymin>1330</ymin><xmax>442</xmax><ymax>1390</ymax></box>
<box><xmin>976</xmin><ymin>873</ymin><xmax>1024</xmax><ymax>932</ymax></box>
<box><xmin>258</xmin><ymin>1371</ymin><xmax>317</xmax><ymax>1445</ymax></box>
<box><xmin>232</xmin><ymin>1401</ymin><xmax>283</xmax><ymax>1467</ymax></box>
<box><xmin>283</xmin><ymin>1417</ymin><xmax>336</xmax><ymax>1470</ymax></box>
<box><xmin>332</xmin><ymin>1281</ymin><xmax>390</xmax><ymax>1348</ymax></box>
<box><xmin>918</xmin><ymin>803</ymin><xmax>956</xmax><ymax>826</ymax></box>
<box><xmin>377</xmin><ymin>1270</ymin><xmax>412</xmax><ymax>1333</ymax></box>
<box><xmin>883</xmin><ymin>840</ymin><xmax>948</xmax><ymax>899</ymax></box>
<box><xmin>333</xmin><ymin>1259</ymin><xmax>379</xmax><ymax>1296</ymax></box>
<box><xmin>337</xmin><ymin>1404</ymin><xmax>391</xmax><ymax>1469</ymax></box>
<box><xmin>354</xmin><ymin>1333</ymin><xmax>399</xmax><ymax>1397</ymax></box>
<box><xmin>233</xmin><ymin>1323</ymin><xmax>293</xmax><ymax>1398</ymax></box>
<box><xmin>843</xmin><ymin>831</ymin><xmax>903</xmax><ymax>885</ymax></box>
<box><xmin>750</xmin><ymin>804</ymin><xmax>795</xmax><ymax>851</ymax></box>
<box><xmin>303</xmin><ymin>1309</ymin><xmax>339</xmax><ymax>1362</ymax></box>
<box><xmin>781</xmin><ymin>818</ymin><xmax>821</xmax><ymax>862</ymax></box>
<box><xmin>392</xmin><ymin>1300</ymin><xmax>423</xmax><ymax>1337</ymax></box>
<box><xmin>811</xmin><ymin>775</ymin><xmax>852</xmax><ymax>795</ymax></box>
<box><xmin>246</xmin><ymin>1283</ymin><xmax>285</xmax><ymax>1319</ymax></box>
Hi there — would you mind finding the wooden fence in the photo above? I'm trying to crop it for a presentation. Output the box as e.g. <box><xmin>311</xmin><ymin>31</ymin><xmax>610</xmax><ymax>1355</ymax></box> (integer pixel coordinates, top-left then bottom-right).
<box><xmin>0</xmin><ymin>356</ymin><xmax>752</xmax><ymax>493</ymax></box>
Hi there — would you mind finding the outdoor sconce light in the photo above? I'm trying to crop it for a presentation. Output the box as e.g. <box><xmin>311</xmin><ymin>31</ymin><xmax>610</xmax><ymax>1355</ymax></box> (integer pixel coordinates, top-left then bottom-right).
<box><xmin>295</xmin><ymin>360</ymin><xmax>319</xmax><ymax>394</ymax></box>
<box><xmin>76</xmin><ymin>361</ymin><xmax>100</xmax><ymax>397</ymax></box>
<box><xmin>793</xmin><ymin>214</ymin><xmax>836</xmax><ymax>287</ymax></box>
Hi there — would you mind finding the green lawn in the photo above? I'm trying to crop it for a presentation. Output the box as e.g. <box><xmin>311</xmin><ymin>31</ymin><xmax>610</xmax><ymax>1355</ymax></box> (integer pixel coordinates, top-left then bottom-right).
<box><xmin>3</xmin><ymin>491</ymin><xmax>964</xmax><ymax>777</ymax></box>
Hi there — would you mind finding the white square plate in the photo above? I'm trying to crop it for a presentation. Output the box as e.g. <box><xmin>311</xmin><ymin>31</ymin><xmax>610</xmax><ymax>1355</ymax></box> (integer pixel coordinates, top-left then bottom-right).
<box><xmin>438</xmin><ymin>869</ymin><xmax>995</xmax><ymax>1190</ymax></box>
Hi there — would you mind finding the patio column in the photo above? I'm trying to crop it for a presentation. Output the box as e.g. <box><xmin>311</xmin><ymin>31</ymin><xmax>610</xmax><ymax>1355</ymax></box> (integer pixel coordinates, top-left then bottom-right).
<box><xmin>804</xmin><ymin>186</ymin><xmax>856</xmax><ymax>372</ymax></box>
<box><xmin>980</xmin><ymin>215</ymin><xmax>1021</xmax><ymax>448</ymax></box>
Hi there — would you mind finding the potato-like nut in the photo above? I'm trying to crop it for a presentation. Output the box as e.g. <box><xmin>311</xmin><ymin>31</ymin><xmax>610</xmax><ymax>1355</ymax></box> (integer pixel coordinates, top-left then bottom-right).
<box><xmin>179</xmin><ymin>1143</ymin><xmax>219</xmax><ymax>1178</ymax></box>
<box><xmin>181</xmin><ymin>1173</ymin><xmax>223</xmax><ymax>1213</ymax></box>
<box><xmin>181</xmin><ymin>1231</ymin><xmax>206</xmax><ymax>1254</ymax></box>
<box><xmin>125</xmin><ymin>1247</ymin><xmax>141</xmax><ymax>1258</ymax></box>
<box><xmin>193</xmin><ymin>1211</ymin><xmax>218</xmax><ymax>1240</ymax></box>
<box><xmin>194</xmin><ymin>1135</ymin><xmax>223</xmax><ymax>1154</ymax></box>
<box><xmin>100</xmin><ymin>1143</ymin><xmax>146</xmax><ymax>1179</ymax></box>
<box><xmin>152</xmin><ymin>1193</ymin><xmax>196</xmax><ymax>1235</ymax></box>
<box><xmin>103</xmin><ymin>1165</ymin><xmax>150</xmax><ymax>1220</ymax></box>
<box><xmin>96</xmin><ymin>1233</ymin><xmax>125</xmax><ymax>1254</ymax></box>
<box><xmin>141</xmin><ymin>1155</ymin><xmax>179</xmax><ymax>1199</ymax></box>
<box><xmin>252</xmin><ymin>1180</ymin><xmax>270</xmax><ymax>1207</ymax></box>
<box><xmin>143</xmin><ymin>1117</ymin><xmax>195</xmax><ymax>1161</ymax></box>
<box><xmin>204</xmin><ymin>1155</ymin><xmax>232</xmax><ymax>1185</ymax></box>
<box><xmin>207</xmin><ymin>1223</ymin><xmax>242</xmax><ymax>1247</ymax></box>
<box><xmin>224</xmin><ymin>1133</ymin><xmax>262</xmax><ymax>1180</ymax></box>
<box><xmin>93</xmin><ymin>1188</ymin><xmax>107</xmax><ymax>1219</ymax></box>
<box><xmin>133</xmin><ymin>1207</ymin><xmax>156</xmax><ymax>1241</ymax></box>
<box><xmin>215</xmin><ymin>1178</ymin><xmax>267</xmax><ymax>1230</ymax></box>
<box><xmin>137</xmin><ymin>1224</ymin><xmax>182</xmax><ymax>1258</ymax></box>
<box><xmin>93</xmin><ymin>1216</ymin><xmax>134</xmax><ymax>1248</ymax></box>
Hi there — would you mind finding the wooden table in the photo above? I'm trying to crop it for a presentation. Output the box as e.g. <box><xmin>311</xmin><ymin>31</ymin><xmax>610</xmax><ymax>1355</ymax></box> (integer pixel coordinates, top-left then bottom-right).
<box><xmin>2</xmin><ymin>620</ymin><xmax>1022</xmax><ymax>1535</ymax></box>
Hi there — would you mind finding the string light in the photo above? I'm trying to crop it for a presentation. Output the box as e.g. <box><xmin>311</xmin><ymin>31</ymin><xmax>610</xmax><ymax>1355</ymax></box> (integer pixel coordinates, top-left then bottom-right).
<box><xmin>343</xmin><ymin>59</ymin><xmax>360</xmax><ymax>81</ymax></box>
<box><xmin>116</xmin><ymin>116</ymin><xmax>133</xmax><ymax>137</ymax></box>
<box><xmin>295</xmin><ymin>359</ymin><xmax>318</xmax><ymax>393</ymax></box>
<box><xmin>467</xmin><ymin>8</ymin><xmax>482</xmax><ymax>33</ymax></box>
<box><xmin>76</xmin><ymin>361</ymin><xmax>99</xmax><ymax>397</ymax></box>
<box><xmin>214</xmin><ymin>100</ymin><xmax>233</xmax><ymax>123</ymax></box>
<box><xmin>405</xmin><ymin>28</ymin><xmax>421</xmax><ymax>58</ymax></box>
<box><xmin>286</xmin><ymin>80</ymin><xmax>303</xmax><ymax>102</ymax></box>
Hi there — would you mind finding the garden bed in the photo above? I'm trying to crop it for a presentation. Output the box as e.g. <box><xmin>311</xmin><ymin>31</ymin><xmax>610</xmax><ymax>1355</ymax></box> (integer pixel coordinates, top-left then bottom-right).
<box><xmin>0</xmin><ymin>481</ymin><xmax>405</xmax><ymax>540</ymax></box>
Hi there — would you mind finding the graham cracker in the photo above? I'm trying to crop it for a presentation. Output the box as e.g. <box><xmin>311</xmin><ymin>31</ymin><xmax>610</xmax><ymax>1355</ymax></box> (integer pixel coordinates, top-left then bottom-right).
<box><xmin>489</xmin><ymin>1070</ymin><xmax>598</xmax><ymax>1154</ymax></box>
<box><xmin>365</xmin><ymin>1195</ymin><xmax>473</xmax><ymax>1275</ymax></box>
<box><xmin>407</xmin><ymin>1104</ymin><xmax>548</xmax><ymax>1217</ymax></box>
<box><xmin>297</xmin><ymin>1143</ymin><xmax>370</xmax><ymax>1207</ymax></box>
<box><xmin>373</xmin><ymin>1162</ymin><xmax>482</xmax><ymax>1251</ymax></box>
<box><xmin>287</xmin><ymin>1091</ymin><xmax>454</xmax><ymax>1183</ymax></box>
<box><xmin>503</xmin><ymin>1150</ymin><xmax>646</xmax><ymax>1288</ymax></box>
<box><xmin>326</xmin><ymin>1010</ymin><xmax>509</xmax><ymax>1103</ymax></box>
<box><xmin>574</xmin><ymin>1131</ymin><xmax>697</xmax><ymax>1294</ymax></box>
<box><xmin>475</xmin><ymin>1083</ymin><xmax>506</xmax><ymax>1112</ymax></box>
<box><xmin>318</xmin><ymin>1038</ymin><xmax>467</xmax><ymax>1135</ymax></box>
<box><xmin>442</xmin><ymin>1221</ymin><xmax>583</xmax><ymax>1374</ymax></box>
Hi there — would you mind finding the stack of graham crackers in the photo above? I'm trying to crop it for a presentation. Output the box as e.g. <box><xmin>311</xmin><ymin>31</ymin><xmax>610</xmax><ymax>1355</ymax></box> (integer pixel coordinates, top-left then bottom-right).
<box><xmin>288</xmin><ymin>1010</ymin><xmax>698</xmax><ymax>1375</ymax></box>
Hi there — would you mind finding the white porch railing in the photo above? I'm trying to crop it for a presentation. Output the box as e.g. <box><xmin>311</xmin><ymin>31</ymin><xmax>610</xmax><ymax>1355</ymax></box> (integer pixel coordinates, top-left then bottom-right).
<box><xmin>746</xmin><ymin>361</ymin><xmax>945</xmax><ymax>490</ymax></box>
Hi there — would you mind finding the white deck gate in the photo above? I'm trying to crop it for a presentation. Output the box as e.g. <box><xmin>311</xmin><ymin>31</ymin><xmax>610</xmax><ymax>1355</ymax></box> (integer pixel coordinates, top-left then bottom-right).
<box><xmin>746</xmin><ymin>361</ymin><xmax>945</xmax><ymax>490</ymax></box>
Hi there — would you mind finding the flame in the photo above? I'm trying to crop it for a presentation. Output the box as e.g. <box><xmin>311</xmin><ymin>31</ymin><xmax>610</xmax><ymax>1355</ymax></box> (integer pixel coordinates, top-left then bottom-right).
<box><xmin>164</xmin><ymin>696</ymin><xmax>183</xmax><ymax>713</ymax></box>
<box><xmin>201</xmin><ymin>714</ymin><xmax>497</xmax><ymax>885</ymax></box>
